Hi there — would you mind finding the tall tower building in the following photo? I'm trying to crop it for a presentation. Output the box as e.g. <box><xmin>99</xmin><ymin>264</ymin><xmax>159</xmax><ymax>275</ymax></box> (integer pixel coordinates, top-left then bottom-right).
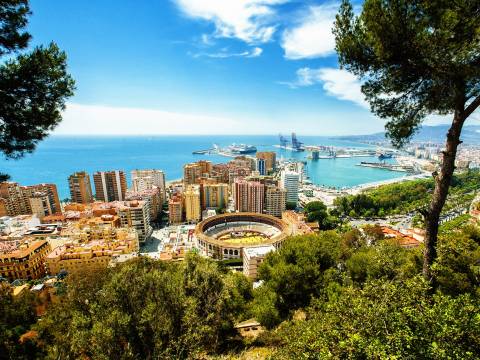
<box><xmin>256</xmin><ymin>152</ymin><xmax>276</xmax><ymax>173</ymax></box>
<box><xmin>233</xmin><ymin>179</ymin><xmax>264</xmax><ymax>213</ymax></box>
<box><xmin>256</xmin><ymin>158</ymin><xmax>266</xmax><ymax>176</ymax></box>
<box><xmin>184</xmin><ymin>185</ymin><xmax>201</xmax><ymax>223</ymax></box>
<box><xmin>118</xmin><ymin>200</ymin><xmax>152</xmax><ymax>243</ymax></box>
<box><xmin>197</xmin><ymin>160</ymin><xmax>212</xmax><ymax>176</ymax></box>
<box><xmin>183</xmin><ymin>163</ymin><xmax>203</xmax><ymax>186</ymax></box>
<box><xmin>68</xmin><ymin>171</ymin><xmax>93</xmax><ymax>204</ymax></box>
<box><xmin>201</xmin><ymin>183</ymin><xmax>229</xmax><ymax>210</ymax></box>
<box><xmin>131</xmin><ymin>169</ymin><xmax>166</xmax><ymax>202</ymax></box>
<box><xmin>22</xmin><ymin>183</ymin><xmax>61</xmax><ymax>215</ymax></box>
<box><xmin>0</xmin><ymin>182</ymin><xmax>29</xmax><ymax>216</ymax></box>
<box><xmin>281</xmin><ymin>170</ymin><xmax>300</xmax><ymax>206</ymax></box>
<box><xmin>168</xmin><ymin>194</ymin><xmax>184</xmax><ymax>224</ymax></box>
<box><xmin>265</xmin><ymin>186</ymin><xmax>287</xmax><ymax>218</ymax></box>
<box><xmin>28</xmin><ymin>193</ymin><xmax>53</xmax><ymax>220</ymax></box>
<box><xmin>93</xmin><ymin>170</ymin><xmax>127</xmax><ymax>202</ymax></box>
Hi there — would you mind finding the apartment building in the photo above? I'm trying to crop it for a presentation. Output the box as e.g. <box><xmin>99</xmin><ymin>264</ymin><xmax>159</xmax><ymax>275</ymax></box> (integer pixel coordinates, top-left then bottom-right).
<box><xmin>68</xmin><ymin>171</ymin><xmax>93</xmax><ymax>204</ymax></box>
<box><xmin>117</xmin><ymin>200</ymin><xmax>152</xmax><ymax>243</ymax></box>
<box><xmin>0</xmin><ymin>240</ymin><xmax>51</xmax><ymax>281</ymax></box>
<box><xmin>93</xmin><ymin>170</ymin><xmax>127</xmax><ymax>202</ymax></box>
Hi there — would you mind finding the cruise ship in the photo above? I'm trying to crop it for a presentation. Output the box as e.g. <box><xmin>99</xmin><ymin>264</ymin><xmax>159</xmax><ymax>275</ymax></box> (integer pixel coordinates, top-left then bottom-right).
<box><xmin>227</xmin><ymin>143</ymin><xmax>257</xmax><ymax>154</ymax></box>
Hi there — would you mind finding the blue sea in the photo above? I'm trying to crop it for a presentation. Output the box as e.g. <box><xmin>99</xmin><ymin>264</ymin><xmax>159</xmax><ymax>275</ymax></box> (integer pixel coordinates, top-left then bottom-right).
<box><xmin>0</xmin><ymin>135</ymin><xmax>406</xmax><ymax>199</ymax></box>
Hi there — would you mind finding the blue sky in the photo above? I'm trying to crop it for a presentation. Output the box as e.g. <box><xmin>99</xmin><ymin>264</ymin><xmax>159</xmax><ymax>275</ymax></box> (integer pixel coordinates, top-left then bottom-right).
<box><xmin>26</xmin><ymin>0</ymin><xmax>457</xmax><ymax>135</ymax></box>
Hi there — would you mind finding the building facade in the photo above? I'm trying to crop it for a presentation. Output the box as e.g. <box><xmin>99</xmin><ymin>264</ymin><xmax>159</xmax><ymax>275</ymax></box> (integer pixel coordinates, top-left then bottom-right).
<box><xmin>0</xmin><ymin>240</ymin><xmax>51</xmax><ymax>281</ymax></box>
<box><xmin>201</xmin><ymin>183</ymin><xmax>229</xmax><ymax>210</ymax></box>
<box><xmin>117</xmin><ymin>200</ymin><xmax>152</xmax><ymax>243</ymax></box>
<box><xmin>281</xmin><ymin>171</ymin><xmax>300</xmax><ymax>206</ymax></box>
<box><xmin>131</xmin><ymin>169</ymin><xmax>166</xmax><ymax>202</ymax></box>
<box><xmin>0</xmin><ymin>182</ymin><xmax>28</xmax><ymax>216</ymax></box>
<box><xmin>243</xmin><ymin>245</ymin><xmax>275</xmax><ymax>279</ymax></box>
<box><xmin>168</xmin><ymin>194</ymin><xmax>184</xmax><ymax>224</ymax></box>
<box><xmin>256</xmin><ymin>152</ymin><xmax>276</xmax><ymax>173</ymax></box>
<box><xmin>93</xmin><ymin>170</ymin><xmax>127</xmax><ymax>202</ymax></box>
<box><xmin>45</xmin><ymin>227</ymin><xmax>138</xmax><ymax>276</ymax></box>
<box><xmin>233</xmin><ymin>179</ymin><xmax>264</xmax><ymax>213</ymax></box>
<box><xmin>265</xmin><ymin>186</ymin><xmax>287</xmax><ymax>218</ymax></box>
<box><xmin>184</xmin><ymin>185</ymin><xmax>201</xmax><ymax>223</ymax></box>
<box><xmin>68</xmin><ymin>171</ymin><xmax>93</xmax><ymax>204</ymax></box>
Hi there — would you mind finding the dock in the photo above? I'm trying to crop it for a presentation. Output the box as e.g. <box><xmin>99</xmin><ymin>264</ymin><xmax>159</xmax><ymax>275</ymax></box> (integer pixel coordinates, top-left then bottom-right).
<box><xmin>357</xmin><ymin>161</ymin><xmax>415</xmax><ymax>172</ymax></box>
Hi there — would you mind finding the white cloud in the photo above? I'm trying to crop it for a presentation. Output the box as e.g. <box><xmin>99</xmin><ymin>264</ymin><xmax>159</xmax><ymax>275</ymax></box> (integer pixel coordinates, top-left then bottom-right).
<box><xmin>281</xmin><ymin>4</ymin><xmax>338</xmax><ymax>60</ymax></box>
<box><xmin>55</xmin><ymin>103</ymin><xmax>254</xmax><ymax>135</ymax></box>
<box><xmin>174</xmin><ymin>0</ymin><xmax>287</xmax><ymax>43</ymax></box>
<box><xmin>248</xmin><ymin>47</ymin><xmax>263</xmax><ymax>57</ymax></box>
<box><xmin>193</xmin><ymin>46</ymin><xmax>263</xmax><ymax>58</ymax></box>
<box><xmin>282</xmin><ymin>67</ymin><xmax>368</xmax><ymax>108</ymax></box>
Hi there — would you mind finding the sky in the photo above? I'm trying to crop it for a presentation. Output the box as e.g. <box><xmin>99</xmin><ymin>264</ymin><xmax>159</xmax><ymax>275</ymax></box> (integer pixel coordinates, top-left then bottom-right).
<box><xmin>25</xmin><ymin>0</ymin><xmax>472</xmax><ymax>136</ymax></box>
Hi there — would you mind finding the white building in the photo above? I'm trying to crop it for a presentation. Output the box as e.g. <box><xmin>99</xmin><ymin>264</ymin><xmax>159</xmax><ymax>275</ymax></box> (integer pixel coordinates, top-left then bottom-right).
<box><xmin>131</xmin><ymin>169</ymin><xmax>166</xmax><ymax>202</ymax></box>
<box><xmin>243</xmin><ymin>245</ymin><xmax>275</xmax><ymax>279</ymax></box>
<box><xmin>281</xmin><ymin>170</ymin><xmax>300</xmax><ymax>206</ymax></box>
<box><xmin>118</xmin><ymin>200</ymin><xmax>153</xmax><ymax>244</ymax></box>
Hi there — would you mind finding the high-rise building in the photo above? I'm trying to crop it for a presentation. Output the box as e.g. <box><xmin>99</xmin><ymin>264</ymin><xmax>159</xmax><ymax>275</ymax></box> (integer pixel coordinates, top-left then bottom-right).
<box><xmin>281</xmin><ymin>170</ymin><xmax>300</xmax><ymax>206</ymax></box>
<box><xmin>117</xmin><ymin>200</ymin><xmax>152</xmax><ymax>243</ymax></box>
<box><xmin>183</xmin><ymin>161</ymin><xmax>212</xmax><ymax>186</ymax></box>
<box><xmin>28</xmin><ymin>193</ymin><xmax>53</xmax><ymax>220</ymax></box>
<box><xmin>183</xmin><ymin>163</ymin><xmax>203</xmax><ymax>186</ymax></box>
<box><xmin>184</xmin><ymin>185</ymin><xmax>201</xmax><ymax>223</ymax></box>
<box><xmin>256</xmin><ymin>158</ymin><xmax>266</xmax><ymax>176</ymax></box>
<box><xmin>201</xmin><ymin>183</ymin><xmax>229</xmax><ymax>210</ymax></box>
<box><xmin>265</xmin><ymin>186</ymin><xmax>287</xmax><ymax>218</ymax></box>
<box><xmin>0</xmin><ymin>182</ymin><xmax>61</xmax><ymax>217</ymax></box>
<box><xmin>197</xmin><ymin>160</ymin><xmax>212</xmax><ymax>176</ymax></box>
<box><xmin>0</xmin><ymin>182</ymin><xmax>29</xmax><ymax>216</ymax></box>
<box><xmin>131</xmin><ymin>169</ymin><xmax>166</xmax><ymax>203</ymax></box>
<box><xmin>256</xmin><ymin>152</ymin><xmax>276</xmax><ymax>173</ymax></box>
<box><xmin>168</xmin><ymin>194</ymin><xmax>184</xmax><ymax>224</ymax></box>
<box><xmin>233</xmin><ymin>179</ymin><xmax>264</xmax><ymax>213</ymax></box>
<box><xmin>126</xmin><ymin>187</ymin><xmax>162</xmax><ymax>220</ymax></box>
<box><xmin>21</xmin><ymin>183</ymin><xmax>61</xmax><ymax>215</ymax></box>
<box><xmin>93</xmin><ymin>170</ymin><xmax>127</xmax><ymax>202</ymax></box>
<box><xmin>68</xmin><ymin>171</ymin><xmax>93</xmax><ymax>204</ymax></box>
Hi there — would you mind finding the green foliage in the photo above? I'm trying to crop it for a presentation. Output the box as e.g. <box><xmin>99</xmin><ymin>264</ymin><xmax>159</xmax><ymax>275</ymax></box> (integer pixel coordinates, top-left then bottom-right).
<box><xmin>335</xmin><ymin>170</ymin><xmax>480</xmax><ymax>217</ymax></box>
<box><xmin>433</xmin><ymin>231</ymin><xmax>480</xmax><ymax>296</ymax></box>
<box><xmin>0</xmin><ymin>283</ymin><xmax>41</xmax><ymax>359</ymax></box>
<box><xmin>272</xmin><ymin>277</ymin><xmax>480</xmax><ymax>359</ymax></box>
<box><xmin>346</xmin><ymin>240</ymin><xmax>422</xmax><ymax>284</ymax></box>
<box><xmin>0</xmin><ymin>0</ymin><xmax>74</xmax><ymax>180</ymax></box>
<box><xmin>0</xmin><ymin>0</ymin><xmax>30</xmax><ymax>56</ymax></box>
<box><xmin>334</xmin><ymin>0</ymin><xmax>480</xmax><ymax>147</ymax></box>
<box><xmin>285</xmin><ymin>202</ymin><xmax>297</xmax><ymax>210</ymax></box>
<box><xmin>251</xmin><ymin>232</ymin><xmax>341</xmax><ymax>327</ymax></box>
<box><xmin>439</xmin><ymin>214</ymin><xmax>472</xmax><ymax>234</ymax></box>
<box><xmin>36</xmin><ymin>255</ymin><xmax>251</xmax><ymax>359</ymax></box>
<box><xmin>304</xmin><ymin>201</ymin><xmax>340</xmax><ymax>230</ymax></box>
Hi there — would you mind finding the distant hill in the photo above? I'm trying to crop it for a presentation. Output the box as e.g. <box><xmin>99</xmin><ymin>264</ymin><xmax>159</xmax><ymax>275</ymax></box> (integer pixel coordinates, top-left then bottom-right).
<box><xmin>338</xmin><ymin>125</ymin><xmax>480</xmax><ymax>144</ymax></box>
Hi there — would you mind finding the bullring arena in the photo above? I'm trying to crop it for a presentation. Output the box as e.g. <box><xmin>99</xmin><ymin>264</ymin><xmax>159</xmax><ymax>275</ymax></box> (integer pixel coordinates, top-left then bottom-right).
<box><xmin>195</xmin><ymin>213</ymin><xmax>292</xmax><ymax>260</ymax></box>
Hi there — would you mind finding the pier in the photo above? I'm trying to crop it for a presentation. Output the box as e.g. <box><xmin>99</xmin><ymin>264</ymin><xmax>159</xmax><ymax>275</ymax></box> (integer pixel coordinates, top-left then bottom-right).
<box><xmin>357</xmin><ymin>161</ymin><xmax>415</xmax><ymax>173</ymax></box>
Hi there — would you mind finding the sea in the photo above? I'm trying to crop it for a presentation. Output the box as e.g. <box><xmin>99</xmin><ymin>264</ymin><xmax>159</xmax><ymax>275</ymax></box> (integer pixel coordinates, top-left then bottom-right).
<box><xmin>0</xmin><ymin>135</ymin><xmax>406</xmax><ymax>199</ymax></box>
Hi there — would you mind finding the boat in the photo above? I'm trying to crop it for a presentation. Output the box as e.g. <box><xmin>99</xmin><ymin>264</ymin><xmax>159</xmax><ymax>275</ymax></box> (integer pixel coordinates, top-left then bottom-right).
<box><xmin>227</xmin><ymin>143</ymin><xmax>257</xmax><ymax>154</ymax></box>
<box><xmin>378</xmin><ymin>153</ymin><xmax>393</xmax><ymax>160</ymax></box>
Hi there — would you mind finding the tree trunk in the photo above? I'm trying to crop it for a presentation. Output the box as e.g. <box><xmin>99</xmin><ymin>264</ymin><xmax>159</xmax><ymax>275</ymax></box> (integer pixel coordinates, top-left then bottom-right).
<box><xmin>422</xmin><ymin>111</ymin><xmax>465</xmax><ymax>281</ymax></box>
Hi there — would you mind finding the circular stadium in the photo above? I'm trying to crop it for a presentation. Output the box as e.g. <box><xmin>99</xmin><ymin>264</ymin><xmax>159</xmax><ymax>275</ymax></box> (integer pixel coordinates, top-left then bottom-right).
<box><xmin>195</xmin><ymin>213</ymin><xmax>291</xmax><ymax>260</ymax></box>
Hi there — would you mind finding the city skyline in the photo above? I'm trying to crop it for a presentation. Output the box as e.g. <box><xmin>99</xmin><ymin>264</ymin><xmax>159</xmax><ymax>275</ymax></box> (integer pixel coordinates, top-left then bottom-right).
<box><xmin>27</xmin><ymin>1</ymin><xmax>479</xmax><ymax>136</ymax></box>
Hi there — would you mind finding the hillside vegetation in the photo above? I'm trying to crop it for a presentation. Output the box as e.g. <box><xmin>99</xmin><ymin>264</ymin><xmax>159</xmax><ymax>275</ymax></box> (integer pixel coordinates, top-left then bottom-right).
<box><xmin>2</xmin><ymin>221</ymin><xmax>479</xmax><ymax>359</ymax></box>
<box><xmin>334</xmin><ymin>170</ymin><xmax>480</xmax><ymax>217</ymax></box>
